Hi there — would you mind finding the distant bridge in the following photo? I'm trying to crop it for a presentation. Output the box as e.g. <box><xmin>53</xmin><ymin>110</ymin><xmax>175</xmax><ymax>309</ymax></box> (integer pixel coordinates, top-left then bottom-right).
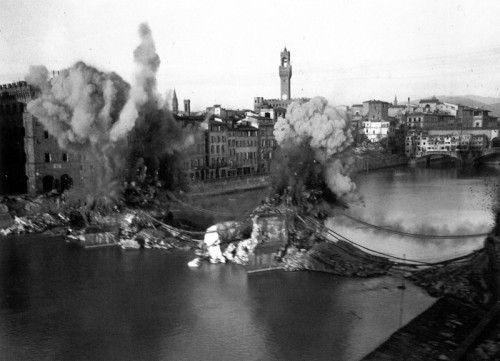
<box><xmin>415</xmin><ymin>148</ymin><xmax>500</xmax><ymax>164</ymax></box>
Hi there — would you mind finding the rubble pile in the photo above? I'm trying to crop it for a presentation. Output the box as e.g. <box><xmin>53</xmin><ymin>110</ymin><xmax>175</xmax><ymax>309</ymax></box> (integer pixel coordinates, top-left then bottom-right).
<box><xmin>222</xmin><ymin>235</ymin><xmax>259</xmax><ymax>265</ymax></box>
<box><xmin>409</xmin><ymin>252</ymin><xmax>491</xmax><ymax>306</ymax></box>
<box><xmin>281</xmin><ymin>246</ymin><xmax>308</xmax><ymax>271</ymax></box>
<box><xmin>192</xmin><ymin>220</ymin><xmax>256</xmax><ymax>265</ymax></box>
<box><xmin>117</xmin><ymin>211</ymin><xmax>186</xmax><ymax>250</ymax></box>
<box><xmin>0</xmin><ymin>213</ymin><xmax>69</xmax><ymax>236</ymax></box>
<box><xmin>282</xmin><ymin>241</ymin><xmax>390</xmax><ymax>277</ymax></box>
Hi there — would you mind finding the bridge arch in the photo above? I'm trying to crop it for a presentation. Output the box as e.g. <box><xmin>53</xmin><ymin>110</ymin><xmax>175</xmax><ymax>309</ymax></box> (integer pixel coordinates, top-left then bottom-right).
<box><xmin>491</xmin><ymin>137</ymin><xmax>500</xmax><ymax>148</ymax></box>
<box><xmin>414</xmin><ymin>151</ymin><xmax>463</xmax><ymax>164</ymax></box>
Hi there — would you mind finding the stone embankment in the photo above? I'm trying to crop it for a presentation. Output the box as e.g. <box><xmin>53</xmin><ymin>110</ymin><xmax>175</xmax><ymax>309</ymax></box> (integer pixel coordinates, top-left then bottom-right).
<box><xmin>351</xmin><ymin>145</ymin><xmax>408</xmax><ymax>173</ymax></box>
<box><xmin>187</xmin><ymin>174</ymin><xmax>271</xmax><ymax>197</ymax></box>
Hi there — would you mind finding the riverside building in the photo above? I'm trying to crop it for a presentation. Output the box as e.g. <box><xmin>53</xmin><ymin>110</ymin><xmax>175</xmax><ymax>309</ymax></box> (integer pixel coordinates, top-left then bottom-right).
<box><xmin>0</xmin><ymin>80</ymin><xmax>89</xmax><ymax>195</ymax></box>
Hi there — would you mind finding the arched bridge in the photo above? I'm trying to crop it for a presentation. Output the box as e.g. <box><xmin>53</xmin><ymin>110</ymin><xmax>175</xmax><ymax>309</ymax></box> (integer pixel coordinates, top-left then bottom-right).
<box><xmin>415</xmin><ymin>148</ymin><xmax>500</xmax><ymax>164</ymax></box>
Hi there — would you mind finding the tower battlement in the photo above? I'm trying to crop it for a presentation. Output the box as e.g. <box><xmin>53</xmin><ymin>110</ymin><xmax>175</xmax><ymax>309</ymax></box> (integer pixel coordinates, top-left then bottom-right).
<box><xmin>0</xmin><ymin>81</ymin><xmax>37</xmax><ymax>103</ymax></box>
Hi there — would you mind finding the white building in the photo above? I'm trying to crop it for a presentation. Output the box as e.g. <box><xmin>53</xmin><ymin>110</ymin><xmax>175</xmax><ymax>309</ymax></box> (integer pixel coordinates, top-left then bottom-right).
<box><xmin>437</xmin><ymin>102</ymin><xmax>459</xmax><ymax>116</ymax></box>
<box><xmin>362</xmin><ymin>120</ymin><xmax>390</xmax><ymax>142</ymax></box>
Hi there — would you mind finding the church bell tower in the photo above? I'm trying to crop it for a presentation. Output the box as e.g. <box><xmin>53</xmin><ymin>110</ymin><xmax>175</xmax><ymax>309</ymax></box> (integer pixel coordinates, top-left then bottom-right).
<box><xmin>279</xmin><ymin>48</ymin><xmax>292</xmax><ymax>101</ymax></box>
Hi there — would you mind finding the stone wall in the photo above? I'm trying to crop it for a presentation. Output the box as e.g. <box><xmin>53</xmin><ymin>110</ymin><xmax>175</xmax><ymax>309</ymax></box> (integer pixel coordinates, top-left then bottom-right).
<box><xmin>187</xmin><ymin>174</ymin><xmax>271</xmax><ymax>196</ymax></box>
<box><xmin>352</xmin><ymin>154</ymin><xmax>408</xmax><ymax>173</ymax></box>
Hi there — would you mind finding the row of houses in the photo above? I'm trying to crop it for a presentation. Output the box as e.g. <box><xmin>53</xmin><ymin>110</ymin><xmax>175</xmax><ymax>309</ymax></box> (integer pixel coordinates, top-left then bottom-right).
<box><xmin>404</xmin><ymin>130</ymin><xmax>496</xmax><ymax>158</ymax></box>
<box><xmin>0</xmin><ymin>79</ymin><xmax>284</xmax><ymax>194</ymax></box>
<box><xmin>347</xmin><ymin>97</ymin><xmax>500</xmax><ymax>153</ymax></box>
<box><xmin>177</xmin><ymin>108</ymin><xmax>279</xmax><ymax>182</ymax></box>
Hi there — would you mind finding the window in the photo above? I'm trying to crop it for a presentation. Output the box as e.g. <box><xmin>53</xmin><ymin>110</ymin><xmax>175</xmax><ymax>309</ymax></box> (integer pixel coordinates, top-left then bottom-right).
<box><xmin>44</xmin><ymin>130</ymin><xmax>49</xmax><ymax>139</ymax></box>
<box><xmin>44</xmin><ymin>153</ymin><xmax>51</xmax><ymax>162</ymax></box>
<box><xmin>62</xmin><ymin>153</ymin><xmax>68</xmax><ymax>162</ymax></box>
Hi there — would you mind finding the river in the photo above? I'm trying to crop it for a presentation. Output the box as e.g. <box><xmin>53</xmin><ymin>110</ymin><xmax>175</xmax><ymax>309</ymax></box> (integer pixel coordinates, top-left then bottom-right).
<box><xmin>0</xmin><ymin>164</ymin><xmax>498</xmax><ymax>361</ymax></box>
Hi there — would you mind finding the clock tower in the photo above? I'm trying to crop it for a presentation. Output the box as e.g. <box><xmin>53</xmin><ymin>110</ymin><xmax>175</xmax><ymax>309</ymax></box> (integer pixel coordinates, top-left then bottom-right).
<box><xmin>279</xmin><ymin>48</ymin><xmax>292</xmax><ymax>101</ymax></box>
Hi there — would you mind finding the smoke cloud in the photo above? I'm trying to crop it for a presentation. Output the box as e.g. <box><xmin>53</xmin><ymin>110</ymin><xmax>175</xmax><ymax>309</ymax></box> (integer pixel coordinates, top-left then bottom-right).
<box><xmin>110</xmin><ymin>23</ymin><xmax>161</xmax><ymax>141</ymax></box>
<box><xmin>26</xmin><ymin>61</ymin><xmax>130</xmax><ymax>194</ymax></box>
<box><xmin>273</xmin><ymin>97</ymin><xmax>359</xmax><ymax>203</ymax></box>
<box><xmin>26</xmin><ymin>22</ymin><xmax>196</xmax><ymax>202</ymax></box>
<box><xmin>336</xmin><ymin>208</ymin><xmax>493</xmax><ymax>242</ymax></box>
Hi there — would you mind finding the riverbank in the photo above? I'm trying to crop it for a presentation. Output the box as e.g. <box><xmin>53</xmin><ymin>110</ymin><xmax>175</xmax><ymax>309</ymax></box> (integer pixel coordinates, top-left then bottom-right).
<box><xmin>351</xmin><ymin>145</ymin><xmax>408</xmax><ymax>173</ymax></box>
<box><xmin>2</xmin><ymin>191</ymin><xmax>499</xmax><ymax>359</ymax></box>
<box><xmin>183</xmin><ymin>145</ymin><xmax>409</xmax><ymax>199</ymax></box>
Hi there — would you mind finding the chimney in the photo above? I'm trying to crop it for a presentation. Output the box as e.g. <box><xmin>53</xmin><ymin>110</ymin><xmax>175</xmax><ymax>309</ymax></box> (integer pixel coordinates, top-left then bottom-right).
<box><xmin>184</xmin><ymin>99</ymin><xmax>191</xmax><ymax>116</ymax></box>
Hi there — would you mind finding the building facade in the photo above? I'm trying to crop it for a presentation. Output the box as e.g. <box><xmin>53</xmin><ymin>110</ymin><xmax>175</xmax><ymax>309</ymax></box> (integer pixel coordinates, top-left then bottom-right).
<box><xmin>0</xmin><ymin>81</ymin><xmax>88</xmax><ymax>195</ymax></box>
<box><xmin>362</xmin><ymin>100</ymin><xmax>389</xmax><ymax>120</ymax></box>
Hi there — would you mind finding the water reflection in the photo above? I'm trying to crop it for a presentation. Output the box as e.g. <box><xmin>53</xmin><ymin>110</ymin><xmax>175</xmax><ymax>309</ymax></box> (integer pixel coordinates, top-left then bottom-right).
<box><xmin>335</xmin><ymin>166</ymin><xmax>500</xmax><ymax>261</ymax></box>
<box><xmin>0</xmin><ymin>238</ymin><xmax>434</xmax><ymax>361</ymax></box>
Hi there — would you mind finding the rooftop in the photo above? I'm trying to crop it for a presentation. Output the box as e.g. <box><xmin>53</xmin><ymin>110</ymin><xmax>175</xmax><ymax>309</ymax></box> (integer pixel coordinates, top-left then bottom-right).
<box><xmin>363</xmin><ymin>99</ymin><xmax>390</xmax><ymax>104</ymax></box>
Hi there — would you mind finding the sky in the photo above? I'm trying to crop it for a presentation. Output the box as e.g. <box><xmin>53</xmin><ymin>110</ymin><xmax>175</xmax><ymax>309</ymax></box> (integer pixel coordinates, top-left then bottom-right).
<box><xmin>2</xmin><ymin>0</ymin><xmax>500</xmax><ymax>111</ymax></box>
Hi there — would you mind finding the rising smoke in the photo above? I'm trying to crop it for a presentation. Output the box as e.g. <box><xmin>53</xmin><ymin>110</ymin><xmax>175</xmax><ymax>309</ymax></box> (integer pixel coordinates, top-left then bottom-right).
<box><xmin>110</xmin><ymin>23</ymin><xmax>161</xmax><ymax>142</ymax></box>
<box><xmin>26</xmin><ymin>23</ymin><xmax>195</xmax><ymax>204</ymax></box>
<box><xmin>272</xmin><ymin>97</ymin><xmax>360</xmax><ymax>205</ymax></box>
<box><xmin>26</xmin><ymin>61</ymin><xmax>130</xmax><ymax>196</ymax></box>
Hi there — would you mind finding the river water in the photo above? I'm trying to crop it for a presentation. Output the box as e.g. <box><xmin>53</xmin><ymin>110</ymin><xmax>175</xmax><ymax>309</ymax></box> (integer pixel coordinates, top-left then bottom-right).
<box><xmin>0</xmin><ymin>164</ymin><xmax>498</xmax><ymax>361</ymax></box>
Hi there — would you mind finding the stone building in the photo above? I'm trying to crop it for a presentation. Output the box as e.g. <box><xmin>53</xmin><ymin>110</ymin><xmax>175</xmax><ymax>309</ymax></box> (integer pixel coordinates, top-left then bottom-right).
<box><xmin>184</xmin><ymin>99</ymin><xmax>191</xmax><ymax>116</ymax></box>
<box><xmin>0</xmin><ymin>81</ymin><xmax>88</xmax><ymax>195</ymax></box>
<box><xmin>418</xmin><ymin>96</ymin><xmax>441</xmax><ymax>113</ymax></box>
<box><xmin>362</xmin><ymin>100</ymin><xmax>389</xmax><ymax>120</ymax></box>
<box><xmin>234</xmin><ymin>121</ymin><xmax>259</xmax><ymax>175</ymax></box>
<box><xmin>208</xmin><ymin>117</ymin><xmax>229</xmax><ymax>179</ymax></box>
<box><xmin>177</xmin><ymin>115</ymin><xmax>207</xmax><ymax>181</ymax></box>
<box><xmin>361</xmin><ymin>100</ymin><xmax>392</xmax><ymax>143</ymax></box>
<box><xmin>279</xmin><ymin>47</ymin><xmax>292</xmax><ymax>102</ymax></box>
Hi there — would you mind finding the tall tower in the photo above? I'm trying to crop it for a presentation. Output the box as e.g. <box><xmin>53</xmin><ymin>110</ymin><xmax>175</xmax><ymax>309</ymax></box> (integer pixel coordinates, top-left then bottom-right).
<box><xmin>172</xmin><ymin>89</ymin><xmax>178</xmax><ymax>115</ymax></box>
<box><xmin>279</xmin><ymin>47</ymin><xmax>292</xmax><ymax>101</ymax></box>
<box><xmin>184</xmin><ymin>99</ymin><xmax>191</xmax><ymax>116</ymax></box>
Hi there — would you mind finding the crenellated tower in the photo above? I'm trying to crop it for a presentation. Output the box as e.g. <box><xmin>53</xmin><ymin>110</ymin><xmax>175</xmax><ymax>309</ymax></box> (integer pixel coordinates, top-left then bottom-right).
<box><xmin>279</xmin><ymin>47</ymin><xmax>292</xmax><ymax>101</ymax></box>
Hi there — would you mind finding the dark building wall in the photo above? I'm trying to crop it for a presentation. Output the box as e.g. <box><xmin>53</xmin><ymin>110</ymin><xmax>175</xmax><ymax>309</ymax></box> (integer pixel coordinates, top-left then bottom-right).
<box><xmin>0</xmin><ymin>98</ymin><xmax>27</xmax><ymax>194</ymax></box>
<box><xmin>0</xmin><ymin>81</ymin><xmax>87</xmax><ymax>195</ymax></box>
<box><xmin>363</xmin><ymin>101</ymin><xmax>389</xmax><ymax>120</ymax></box>
<box><xmin>208</xmin><ymin>121</ymin><xmax>228</xmax><ymax>179</ymax></box>
<box><xmin>258</xmin><ymin>122</ymin><xmax>275</xmax><ymax>173</ymax></box>
<box><xmin>235</xmin><ymin>126</ymin><xmax>258</xmax><ymax>175</ymax></box>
